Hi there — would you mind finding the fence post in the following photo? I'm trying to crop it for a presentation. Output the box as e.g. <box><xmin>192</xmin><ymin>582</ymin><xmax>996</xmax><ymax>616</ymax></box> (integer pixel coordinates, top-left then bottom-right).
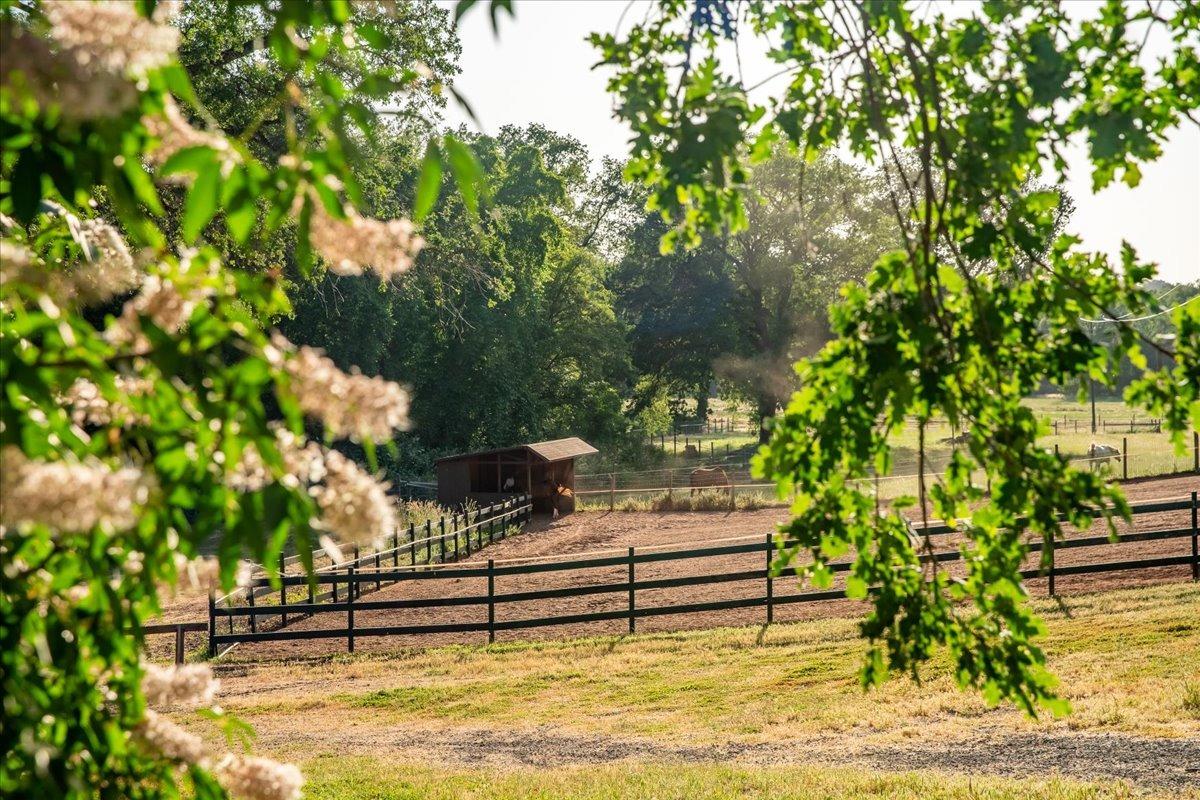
<box><xmin>439</xmin><ymin>518</ymin><xmax>447</xmax><ymax>562</ymax></box>
<box><xmin>426</xmin><ymin>520</ymin><xmax>432</xmax><ymax>563</ymax></box>
<box><xmin>353</xmin><ymin>545</ymin><xmax>361</xmax><ymax>598</ymax></box>
<box><xmin>1191</xmin><ymin>491</ymin><xmax>1198</xmax><ymax>581</ymax></box>
<box><xmin>409</xmin><ymin>522</ymin><xmax>416</xmax><ymax>566</ymax></box>
<box><xmin>1048</xmin><ymin>542</ymin><xmax>1056</xmax><ymax>597</ymax></box>
<box><xmin>247</xmin><ymin>581</ymin><xmax>257</xmax><ymax>633</ymax></box>
<box><xmin>765</xmin><ymin>534</ymin><xmax>774</xmax><ymax>624</ymax></box>
<box><xmin>174</xmin><ymin>625</ymin><xmax>185</xmax><ymax>665</ymax></box>
<box><xmin>279</xmin><ymin>553</ymin><xmax>287</xmax><ymax>627</ymax></box>
<box><xmin>393</xmin><ymin>530</ymin><xmax>400</xmax><ymax>567</ymax></box>
<box><xmin>1122</xmin><ymin>436</ymin><xmax>1128</xmax><ymax>480</ymax></box>
<box><xmin>206</xmin><ymin>592</ymin><xmax>216</xmax><ymax>662</ymax></box>
<box><xmin>609</xmin><ymin>473</ymin><xmax>615</xmax><ymax>511</ymax></box>
<box><xmin>1194</xmin><ymin>431</ymin><xmax>1199</xmax><ymax>473</ymax></box>
<box><xmin>489</xmin><ymin>516</ymin><xmax>495</xmax><ymax>544</ymax></box>
<box><xmin>375</xmin><ymin>548</ymin><xmax>381</xmax><ymax>592</ymax></box>
<box><xmin>488</xmin><ymin>558</ymin><xmax>496</xmax><ymax>644</ymax></box>
<box><xmin>346</xmin><ymin>566</ymin><xmax>355</xmax><ymax>653</ymax></box>
<box><xmin>627</xmin><ymin>547</ymin><xmax>636</xmax><ymax>634</ymax></box>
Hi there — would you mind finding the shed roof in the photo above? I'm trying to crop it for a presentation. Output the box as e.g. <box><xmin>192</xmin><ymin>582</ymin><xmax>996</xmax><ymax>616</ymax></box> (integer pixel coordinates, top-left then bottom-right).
<box><xmin>435</xmin><ymin>437</ymin><xmax>598</xmax><ymax>465</ymax></box>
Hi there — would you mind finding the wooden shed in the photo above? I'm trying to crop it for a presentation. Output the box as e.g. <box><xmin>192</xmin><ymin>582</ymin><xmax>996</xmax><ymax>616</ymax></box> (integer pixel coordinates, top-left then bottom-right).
<box><xmin>435</xmin><ymin>437</ymin><xmax>598</xmax><ymax>515</ymax></box>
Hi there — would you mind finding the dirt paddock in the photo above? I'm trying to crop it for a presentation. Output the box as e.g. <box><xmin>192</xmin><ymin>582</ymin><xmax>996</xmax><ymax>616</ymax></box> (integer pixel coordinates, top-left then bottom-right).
<box><xmin>221</xmin><ymin>474</ymin><xmax>1199</xmax><ymax>660</ymax></box>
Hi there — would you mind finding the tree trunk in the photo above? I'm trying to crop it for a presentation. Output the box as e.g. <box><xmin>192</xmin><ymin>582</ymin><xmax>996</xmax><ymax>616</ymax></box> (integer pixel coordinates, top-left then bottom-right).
<box><xmin>757</xmin><ymin>395</ymin><xmax>775</xmax><ymax>445</ymax></box>
<box><xmin>695</xmin><ymin>390</ymin><xmax>709</xmax><ymax>423</ymax></box>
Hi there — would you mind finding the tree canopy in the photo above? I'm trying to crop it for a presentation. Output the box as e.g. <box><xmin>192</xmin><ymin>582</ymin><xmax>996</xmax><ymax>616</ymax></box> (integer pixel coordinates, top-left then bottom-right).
<box><xmin>594</xmin><ymin>0</ymin><xmax>1200</xmax><ymax>712</ymax></box>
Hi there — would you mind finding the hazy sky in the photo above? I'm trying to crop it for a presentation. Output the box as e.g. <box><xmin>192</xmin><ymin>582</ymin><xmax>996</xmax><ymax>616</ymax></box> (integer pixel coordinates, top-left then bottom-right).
<box><xmin>441</xmin><ymin>1</ymin><xmax>1198</xmax><ymax>284</ymax></box>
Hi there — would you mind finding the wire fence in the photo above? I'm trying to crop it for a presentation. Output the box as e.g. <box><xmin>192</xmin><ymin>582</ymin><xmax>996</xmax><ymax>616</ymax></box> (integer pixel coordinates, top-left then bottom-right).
<box><xmin>576</xmin><ymin>437</ymin><xmax>1200</xmax><ymax>511</ymax></box>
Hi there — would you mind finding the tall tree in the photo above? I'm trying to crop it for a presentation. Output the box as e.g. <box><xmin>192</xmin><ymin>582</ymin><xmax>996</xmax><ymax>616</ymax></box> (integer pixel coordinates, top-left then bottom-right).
<box><xmin>612</xmin><ymin>150</ymin><xmax>896</xmax><ymax>441</ymax></box>
<box><xmin>594</xmin><ymin>0</ymin><xmax>1200</xmax><ymax>713</ymax></box>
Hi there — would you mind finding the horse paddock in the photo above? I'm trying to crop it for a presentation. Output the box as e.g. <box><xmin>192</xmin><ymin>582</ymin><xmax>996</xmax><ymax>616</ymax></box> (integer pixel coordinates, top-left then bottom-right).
<box><xmin>217</xmin><ymin>473</ymin><xmax>1199</xmax><ymax>660</ymax></box>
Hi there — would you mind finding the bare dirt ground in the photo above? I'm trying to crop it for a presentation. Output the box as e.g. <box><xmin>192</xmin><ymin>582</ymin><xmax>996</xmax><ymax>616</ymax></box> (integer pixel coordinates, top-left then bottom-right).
<box><xmin>222</xmin><ymin>473</ymin><xmax>1199</xmax><ymax>660</ymax></box>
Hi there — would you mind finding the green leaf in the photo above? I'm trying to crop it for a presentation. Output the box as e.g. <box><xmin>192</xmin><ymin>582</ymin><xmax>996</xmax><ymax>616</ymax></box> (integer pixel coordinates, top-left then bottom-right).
<box><xmin>182</xmin><ymin>167</ymin><xmax>221</xmax><ymax>243</ymax></box>
<box><xmin>413</xmin><ymin>142</ymin><xmax>443</xmax><ymax>222</ymax></box>
<box><xmin>444</xmin><ymin>135</ymin><xmax>482</xmax><ymax>215</ymax></box>
<box><xmin>160</xmin><ymin>145</ymin><xmax>216</xmax><ymax>178</ymax></box>
<box><xmin>11</xmin><ymin>149</ymin><xmax>42</xmax><ymax>224</ymax></box>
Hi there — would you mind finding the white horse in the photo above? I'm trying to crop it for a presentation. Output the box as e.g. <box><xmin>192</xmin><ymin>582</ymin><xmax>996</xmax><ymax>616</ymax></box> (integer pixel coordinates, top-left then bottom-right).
<box><xmin>1087</xmin><ymin>442</ymin><xmax>1121</xmax><ymax>470</ymax></box>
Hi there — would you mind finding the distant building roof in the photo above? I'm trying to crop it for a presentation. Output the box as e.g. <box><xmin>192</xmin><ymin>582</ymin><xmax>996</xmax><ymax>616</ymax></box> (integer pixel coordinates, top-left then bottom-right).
<box><xmin>435</xmin><ymin>437</ymin><xmax>598</xmax><ymax>465</ymax></box>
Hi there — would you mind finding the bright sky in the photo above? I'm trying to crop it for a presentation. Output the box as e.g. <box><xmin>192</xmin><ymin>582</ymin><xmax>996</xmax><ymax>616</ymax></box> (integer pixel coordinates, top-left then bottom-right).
<box><xmin>441</xmin><ymin>1</ymin><xmax>1199</xmax><ymax>284</ymax></box>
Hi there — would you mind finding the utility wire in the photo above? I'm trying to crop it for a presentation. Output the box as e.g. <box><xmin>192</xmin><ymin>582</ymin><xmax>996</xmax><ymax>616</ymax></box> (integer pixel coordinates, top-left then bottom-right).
<box><xmin>1080</xmin><ymin>293</ymin><xmax>1198</xmax><ymax>324</ymax></box>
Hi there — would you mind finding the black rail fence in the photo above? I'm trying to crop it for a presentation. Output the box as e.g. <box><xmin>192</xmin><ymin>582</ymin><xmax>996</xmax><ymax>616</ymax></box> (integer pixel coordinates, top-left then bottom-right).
<box><xmin>207</xmin><ymin>493</ymin><xmax>1200</xmax><ymax>655</ymax></box>
<box><xmin>205</xmin><ymin>494</ymin><xmax>532</xmax><ymax>656</ymax></box>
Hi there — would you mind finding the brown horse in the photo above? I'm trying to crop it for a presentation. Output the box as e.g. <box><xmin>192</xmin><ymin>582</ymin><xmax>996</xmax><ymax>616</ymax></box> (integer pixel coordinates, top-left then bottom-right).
<box><xmin>689</xmin><ymin>467</ymin><xmax>731</xmax><ymax>496</ymax></box>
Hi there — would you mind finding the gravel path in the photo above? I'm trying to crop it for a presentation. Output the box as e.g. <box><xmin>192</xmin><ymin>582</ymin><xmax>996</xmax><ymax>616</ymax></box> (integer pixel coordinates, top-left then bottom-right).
<box><xmin>268</xmin><ymin>722</ymin><xmax>1200</xmax><ymax>792</ymax></box>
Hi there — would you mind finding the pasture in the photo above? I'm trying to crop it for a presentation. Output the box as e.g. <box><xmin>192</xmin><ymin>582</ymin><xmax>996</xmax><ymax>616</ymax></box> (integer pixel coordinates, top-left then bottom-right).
<box><xmin>187</xmin><ymin>581</ymin><xmax>1200</xmax><ymax>799</ymax></box>
<box><xmin>585</xmin><ymin>396</ymin><xmax>1197</xmax><ymax>511</ymax></box>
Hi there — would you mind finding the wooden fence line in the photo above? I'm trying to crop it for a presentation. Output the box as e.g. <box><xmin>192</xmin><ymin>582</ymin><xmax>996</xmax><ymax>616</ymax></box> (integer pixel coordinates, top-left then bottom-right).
<box><xmin>207</xmin><ymin>493</ymin><xmax>1200</xmax><ymax>653</ymax></box>
<box><xmin>206</xmin><ymin>494</ymin><xmax>532</xmax><ymax>656</ymax></box>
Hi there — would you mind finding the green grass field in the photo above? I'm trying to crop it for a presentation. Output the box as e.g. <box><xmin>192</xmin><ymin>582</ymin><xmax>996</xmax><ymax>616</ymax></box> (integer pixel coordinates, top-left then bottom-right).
<box><xmin>201</xmin><ymin>582</ymin><xmax>1200</xmax><ymax>800</ymax></box>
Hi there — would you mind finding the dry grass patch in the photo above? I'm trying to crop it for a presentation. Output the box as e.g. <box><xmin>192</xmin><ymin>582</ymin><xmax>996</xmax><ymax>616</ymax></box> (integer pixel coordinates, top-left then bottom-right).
<box><xmin>298</xmin><ymin>758</ymin><xmax>1188</xmax><ymax>800</ymax></box>
<box><xmin>216</xmin><ymin>582</ymin><xmax>1200</xmax><ymax>747</ymax></box>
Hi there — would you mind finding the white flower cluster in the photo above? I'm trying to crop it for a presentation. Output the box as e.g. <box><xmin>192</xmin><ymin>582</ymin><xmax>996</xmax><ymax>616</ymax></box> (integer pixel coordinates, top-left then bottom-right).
<box><xmin>135</xmin><ymin>649</ymin><xmax>302</xmax><ymax>793</ymax></box>
<box><xmin>215</xmin><ymin>755</ymin><xmax>304</xmax><ymax>800</ymax></box>
<box><xmin>2</xmin><ymin>2</ymin><xmax>179</xmax><ymax>120</ymax></box>
<box><xmin>0</xmin><ymin>24</ymin><xmax>137</xmax><ymax>120</ymax></box>
<box><xmin>43</xmin><ymin>0</ymin><xmax>179</xmax><ymax>78</ymax></box>
<box><xmin>72</xmin><ymin>219</ymin><xmax>140</xmax><ymax>304</ymax></box>
<box><xmin>312</xmin><ymin>449</ymin><xmax>398</xmax><ymax>548</ymax></box>
<box><xmin>144</xmin><ymin>95</ymin><xmax>231</xmax><ymax>169</ymax></box>
<box><xmin>107</xmin><ymin>265</ymin><xmax>214</xmax><ymax>350</ymax></box>
<box><xmin>1</xmin><ymin>221</ymin><xmax>142</xmax><ymax>310</ymax></box>
<box><xmin>228</xmin><ymin>427</ymin><xmax>396</xmax><ymax>550</ymax></box>
<box><xmin>269</xmin><ymin>335</ymin><xmax>410</xmax><ymax>441</ymax></box>
<box><xmin>171</xmin><ymin>554</ymin><xmax>254</xmax><ymax>594</ymax></box>
<box><xmin>63</xmin><ymin>375</ymin><xmax>152</xmax><ymax>427</ymax></box>
<box><xmin>0</xmin><ymin>239</ymin><xmax>74</xmax><ymax>306</ymax></box>
<box><xmin>141</xmin><ymin>663</ymin><xmax>219</xmax><ymax>708</ymax></box>
<box><xmin>0</xmin><ymin>446</ymin><xmax>154</xmax><ymax>533</ymax></box>
<box><xmin>309</xmin><ymin>202</ymin><xmax>425</xmax><ymax>280</ymax></box>
<box><xmin>136</xmin><ymin>709</ymin><xmax>206</xmax><ymax>765</ymax></box>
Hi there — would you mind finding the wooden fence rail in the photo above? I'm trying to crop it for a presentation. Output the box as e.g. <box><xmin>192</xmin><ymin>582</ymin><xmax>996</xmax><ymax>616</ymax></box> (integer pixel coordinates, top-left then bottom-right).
<box><xmin>208</xmin><ymin>493</ymin><xmax>1199</xmax><ymax>654</ymax></box>
<box><xmin>207</xmin><ymin>494</ymin><xmax>532</xmax><ymax>656</ymax></box>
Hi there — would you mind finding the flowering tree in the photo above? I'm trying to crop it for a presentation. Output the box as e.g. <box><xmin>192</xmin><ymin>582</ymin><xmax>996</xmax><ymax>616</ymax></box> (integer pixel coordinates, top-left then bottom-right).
<box><xmin>595</xmin><ymin>0</ymin><xmax>1200</xmax><ymax>714</ymax></box>
<box><xmin>0</xmin><ymin>1</ymin><xmax>494</xmax><ymax>796</ymax></box>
